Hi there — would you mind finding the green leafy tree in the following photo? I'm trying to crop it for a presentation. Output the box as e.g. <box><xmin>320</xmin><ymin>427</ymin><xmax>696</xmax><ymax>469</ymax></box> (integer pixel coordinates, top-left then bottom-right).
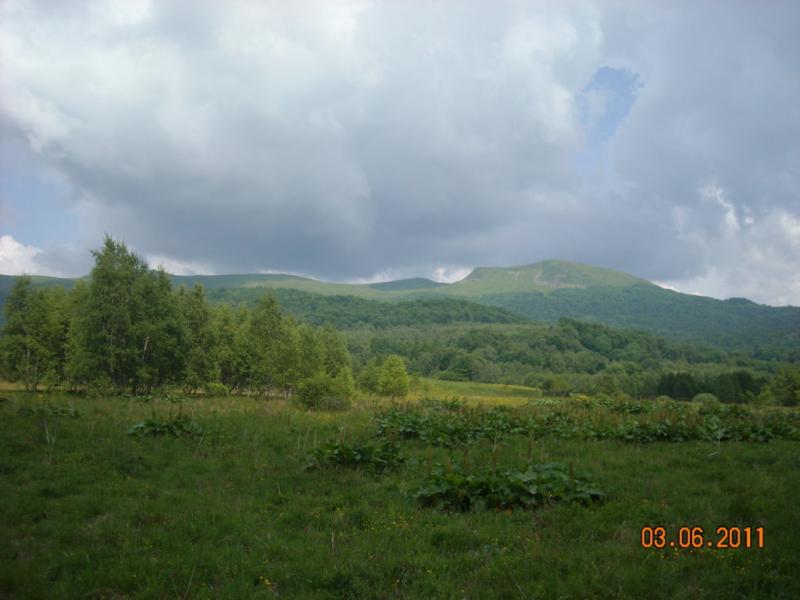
<box><xmin>211</xmin><ymin>304</ymin><xmax>242</xmax><ymax>391</ymax></box>
<box><xmin>769</xmin><ymin>367</ymin><xmax>800</xmax><ymax>407</ymax></box>
<box><xmin>132</xmin><ymin>268</ymin><xmax>185</xmax><ymax>391</ymax></box>
<box><xmin>1</xmin><ymin>277</ymin><xmax>47</xmax><ymax>389</ymax></box>
<box><xmin>378</xmin><ymin>354</ymin><xmax>409</xmax><ymax>397</ymax></box>
<box><xmin>178</xmin><ymin>284</ymin><xmax>218</xmax><ymax>393</ymax></box>
<box><xmin>0</xmin><ymin>279</ymin><xmax>70</xmax><ymax>390</ymax></box>
<box><xmin>320</xmin><ymin>324</ymin><xmax>351</xmax><ymax>377</ymax></box>
<box><xmin>297</xmin><ymin>323</ymin><xmax>325</xmax><ymax>380</ymax></box>
<box><xmin>274</xmin><ymin>316</ymin><xmax>301</xmax><ymax>397</ymax></box>
<box><xmin>67</xmin><ymin>236</ymin><xmax>184</xmax><ymax>393</ymax></box>
<box><xmin>358</xmin><ymin>357</ymin><xmax>383</xmax><ymax>393</ymax></box>
<box><xmin>242</xmin><ymin>293</ymin><xmax>305</xmax><ymax>397</ymax></box>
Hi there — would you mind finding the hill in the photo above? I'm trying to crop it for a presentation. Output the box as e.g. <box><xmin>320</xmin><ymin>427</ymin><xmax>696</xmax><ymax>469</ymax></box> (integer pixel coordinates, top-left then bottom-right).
<box><xmin>0</xmin><ymin>274</ymin><xmax>77</xmax><ymax>317</ymax></box>
<box><xmin>204</xmin><ymin>287</ymin><xmax>528</xmax><ymax>329</ymax></box>
<box><xmin>440</xmin><ymin>259</ymin><xmax>650</xmax><ymax>296</ymax></box>
<box><xmin>2</xmin><ymin>260</ymin><xmax>799</xmax><ymax>359</ymax></box>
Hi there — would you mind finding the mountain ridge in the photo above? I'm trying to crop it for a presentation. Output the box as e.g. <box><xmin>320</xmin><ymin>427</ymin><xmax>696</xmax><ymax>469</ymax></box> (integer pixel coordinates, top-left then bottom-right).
<box><xmin>2</xmin><ymin>260</ymin><xmax>798</xmax><ymax>358</ymax></box>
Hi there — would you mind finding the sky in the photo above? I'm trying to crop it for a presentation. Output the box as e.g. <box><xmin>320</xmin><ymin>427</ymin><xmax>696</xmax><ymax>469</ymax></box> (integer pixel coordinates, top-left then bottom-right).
<box><xmin>1</xmin><ymin>0</ymin><xmax>799</xmax><ymax>306</ymax></box>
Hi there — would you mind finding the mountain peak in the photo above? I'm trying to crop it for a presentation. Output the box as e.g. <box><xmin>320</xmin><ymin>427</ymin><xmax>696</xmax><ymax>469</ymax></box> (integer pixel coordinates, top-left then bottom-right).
<box><xmin>458</xmin><ymin>259</ymin><xmax>650</xmax><ymax>292</ymax></box>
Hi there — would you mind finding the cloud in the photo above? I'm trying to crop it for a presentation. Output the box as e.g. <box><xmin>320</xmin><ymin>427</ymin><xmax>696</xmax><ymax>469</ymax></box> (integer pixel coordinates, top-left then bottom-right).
<box><xmin>0</xmin><ymin>0</ymin><xmax>798</xmax><ymax>304</ymax></box>
<box><xmin>0</xmin><ymin>234</ymin><xmax>42</xmax><ymax>275</ymax></box>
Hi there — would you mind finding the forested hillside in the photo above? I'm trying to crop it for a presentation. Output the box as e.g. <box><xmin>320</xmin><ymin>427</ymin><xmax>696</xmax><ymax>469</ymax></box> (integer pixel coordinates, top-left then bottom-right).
<box><xmin>3</xmin><ymin>258</ymin><xmax>799</xmax><ymax>359</ymax></box>
<box><xmin>205</xmin><ymin>287</ymin><xmax>528</xmax><ymax>328</ymax></box>
<box><xmin>344</xmin><ymin>319</ymin><xmax>787</xmax><ymax>401</ymax></box>
<box><xmin>477</xmin><ymin>285</ymin><xmax>800</xmax><ymax>360</ymax></box>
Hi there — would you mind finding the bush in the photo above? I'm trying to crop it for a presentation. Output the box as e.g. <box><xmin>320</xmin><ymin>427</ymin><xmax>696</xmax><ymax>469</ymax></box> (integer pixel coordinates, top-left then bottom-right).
<box><xmin>205</xmin><ymin>382</ymin><xmax>229</xmax><ymax>397</ymax></box>
<box><xmin>693</xmin><ymin>392</ymin><xmax>720</xmax><ymax>408</ymax></box>
<box><xmin>87</xmin><ymin>374</ymin><xmax>115</xmax><ymax>398</ymax></box>
<box><xmin>655</xmin><ymin>395</ymin><xmax>674</xmax><ymax>403</ymax></box>
<box><xmin>296</xmin><ymin>372</ymin><xmax>353</xmax><ymax>411</ymax></box>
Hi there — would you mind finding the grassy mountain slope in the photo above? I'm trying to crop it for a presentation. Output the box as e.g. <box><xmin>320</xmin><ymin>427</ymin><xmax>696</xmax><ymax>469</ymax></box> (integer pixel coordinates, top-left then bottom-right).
<box><xmin>368</xmin><ymin>277</ymin><xmax>445</xmax><ymax>291</ymax></box>
<box><xmin>439</xmin><ymin>259</ymin><xmax>650</xmax><ymax>296</ymax></box>
<box><xmin>170</xmin><ymin>274</ymin><xmax>413</xmax><ymax>299</ymax></box>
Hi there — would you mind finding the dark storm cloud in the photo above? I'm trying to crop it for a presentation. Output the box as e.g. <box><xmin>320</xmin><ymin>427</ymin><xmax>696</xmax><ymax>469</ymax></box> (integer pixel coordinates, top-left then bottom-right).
<box><xmin>1</xmin><ymin>0</ymin><xmax>799</xmax><ymax>303</ymax></box>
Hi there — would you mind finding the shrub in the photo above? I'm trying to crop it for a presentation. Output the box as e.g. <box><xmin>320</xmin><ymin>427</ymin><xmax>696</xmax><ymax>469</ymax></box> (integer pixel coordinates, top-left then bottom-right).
<box><xmin>693</xmin><ymin>392</ymin><xmax>720</xmax><ymax>408</ymax></box>
<box><xmin>296</xmin><ymin>372</ymin><xmax>352</xmax><ymax>411</ymax></box>
<box><xmin>655</xmin><ymin>395</ymin><xmax>674</xmax><ymax>403</ymax></box>
<box><xmin>205</xmin><ymin>382</ymin><xmax>229</xmax><ymax>397</ymax></box>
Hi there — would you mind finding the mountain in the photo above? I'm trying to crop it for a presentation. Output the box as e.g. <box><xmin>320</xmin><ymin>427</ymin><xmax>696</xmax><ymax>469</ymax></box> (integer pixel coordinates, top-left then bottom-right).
<box><xmin>0</xmin><ymin>274</ymin><xmax>77</xmax><ymax>310</ymax></box>
<box><xmin>2</xmin><ymin>260</ymin><xmax>799</xmax><ymax>359</ymax></box>
<box><xmin>442</xmin><ymin>260</ymin><xmax>650</xmax><ymax>295</ymax></box>
<box><xmin>368</xmin><ymin>278</ymin><xmax>445</xmax><ymax>292</ymax></box>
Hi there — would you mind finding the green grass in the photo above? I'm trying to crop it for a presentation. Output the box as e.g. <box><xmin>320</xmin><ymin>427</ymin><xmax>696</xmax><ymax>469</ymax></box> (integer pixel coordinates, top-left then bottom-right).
<box><xmin>1</xmin><ymin>389</ymin><xmax>799</xmax><ymax>599</ymax></box>
<box><xmin>412</xmin><ymin>377</ymin><xmax>541</xmax><ymax>404</ymax></box>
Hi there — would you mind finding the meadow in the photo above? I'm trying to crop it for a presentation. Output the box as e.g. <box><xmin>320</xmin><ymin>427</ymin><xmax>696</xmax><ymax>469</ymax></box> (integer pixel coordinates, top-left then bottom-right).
<box><xmin>1</xmin><ymin>379</ymin><xmax>799</xmax><ymax>599</ymax></box>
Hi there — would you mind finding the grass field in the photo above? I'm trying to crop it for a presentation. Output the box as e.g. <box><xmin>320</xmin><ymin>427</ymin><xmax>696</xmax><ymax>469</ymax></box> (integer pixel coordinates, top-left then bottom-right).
<box><xmin>1</xmin><ymin>383</ymin><xmax>799</xmax><ymax>599</ymax></box>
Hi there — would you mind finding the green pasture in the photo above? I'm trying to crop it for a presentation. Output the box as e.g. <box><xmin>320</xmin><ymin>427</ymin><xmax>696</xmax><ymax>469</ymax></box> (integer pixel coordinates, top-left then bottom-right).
<box><xmin>1</xmin><ymin>384</ymin><xmax>798</xmax><ymax>599</ymax></box>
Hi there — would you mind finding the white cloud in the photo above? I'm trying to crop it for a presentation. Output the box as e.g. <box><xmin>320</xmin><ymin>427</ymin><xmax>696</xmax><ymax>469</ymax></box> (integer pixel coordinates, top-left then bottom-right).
<box><xmin>432</xmin><ymin>266</ymin><xmax>473</xmax><ymax>284</ymax></box>
<box><xmin>0</xmin><ymin>0</ymin><xmax>798</xmax><ymax>305</ymax></box>
<box><xmin>0</xmin><ymin>234</ymin><xmax>42</xmax><ymax>275</ymax></box>
<box><xmin>145</xmin><ymin>254</ymin><xmax>215</xmax><ymax>276</ymax></box>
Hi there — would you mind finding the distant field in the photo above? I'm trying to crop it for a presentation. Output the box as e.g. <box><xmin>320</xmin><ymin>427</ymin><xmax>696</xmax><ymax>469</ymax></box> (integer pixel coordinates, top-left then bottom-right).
<box><xmin>412</xmin><ymin>377</ymin><xmax>541</xmax><ymax>405</ymax></box>
<box><xmin>1</xmin><ymin>385</ymin><xmax>799</xmax><ymax>598</ymax></box>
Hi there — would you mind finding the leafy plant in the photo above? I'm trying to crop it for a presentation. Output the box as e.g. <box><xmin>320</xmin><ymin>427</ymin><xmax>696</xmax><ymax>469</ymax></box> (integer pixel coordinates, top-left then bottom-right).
<box><xmin>127</xmin><ymin>415</ymin><xmax>204</xmax><ymax>437</ymax></box>
<box><xmin>305</xmin><ymin>441</ymin><xmax>405</xmax><ymax>472</ymax></box>
<box><xmin>377</xmin><ymin>396</ymin><xmax>800</xmax><ymax>447</ymax></box>
<box><xmin>415</xmin><ymin>462</ymin><xmax>605</xmax><ymax>512</ymax></box>
<box><xmin>17</xmin><ymin>405</ymin><xmax>79</xmax><ymax>418</ymax></box>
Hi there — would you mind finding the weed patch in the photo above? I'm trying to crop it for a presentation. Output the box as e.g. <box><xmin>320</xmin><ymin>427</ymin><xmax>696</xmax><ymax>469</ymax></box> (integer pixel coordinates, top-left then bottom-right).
<box><xmin>127</xmin><ymin>415</ymin><xmax>204</xmax><ymax>437</ymax></box>
<box><xmin>377</xmin><ymin>399</ymin><xmax>800</xmax><ymax>446</ymax></box>
<box><xmin>415</xmin><ymin>462</ymin><xmax>605</xmax><ymax>512</ymax></box>
<box><xmin>17</xmin><ymin>405</ymin><xmax>79</xmax><ymax>418</ymax></box>
<box><xmin>305</xmin><ymin>440</ymin><xmax>405</xmax><ymax>472</ymax></box>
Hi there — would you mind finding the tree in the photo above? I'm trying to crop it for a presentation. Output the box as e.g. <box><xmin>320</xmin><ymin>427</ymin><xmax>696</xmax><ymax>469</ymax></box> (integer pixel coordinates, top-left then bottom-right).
<box><xmin>245</xmin><ymin>294</ymin><xmax>285</xmax><ymax>395</ymax></box>
<box><xmin>769</xmin><ymin>367</ymin><xmax>800</xmax><ymax>407</ymax></box>
<box><xmin>297</xmin><ymin>323</ymin><xmax>325</xmax><ymax>380</ymax></box>
<box><xmin>320</xmin><ymin>324</ymin><xmax>351</xmax><ymax>377</ymax></box>
<box><xmin>358</xmin><ymin>357</ymin><xmax>382</xmax><ymax>393</ymax></box>
<box><xmin>0</xmin><ymin>278</ymin><xmax>71</xmax><ymax>390</ymax></box>
<box><xmin>178</xmin><ymin>284</ymin><xmax>218</xmax><ymax>393</ymax></box>
<box><xmin>1</xmin><ymin>277</ymin><xmax>45</xmax><ymax>389</ymax></box>
<box><xmin>378</xmin><ymin>354</ymin><xmax>409</xmax><ymax>397</ymax></box>
<box><xmin>67</xmin><ymin>236</ymin><xmax>184</xmax><ymax>393</ymax></box>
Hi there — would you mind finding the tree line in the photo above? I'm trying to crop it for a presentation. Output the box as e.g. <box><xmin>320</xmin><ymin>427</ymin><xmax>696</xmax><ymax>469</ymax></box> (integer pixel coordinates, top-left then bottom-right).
<box><xmin>0</xmin><ymin>237</ymin><xmax>359</xmax><ymax>399</ymax></box>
